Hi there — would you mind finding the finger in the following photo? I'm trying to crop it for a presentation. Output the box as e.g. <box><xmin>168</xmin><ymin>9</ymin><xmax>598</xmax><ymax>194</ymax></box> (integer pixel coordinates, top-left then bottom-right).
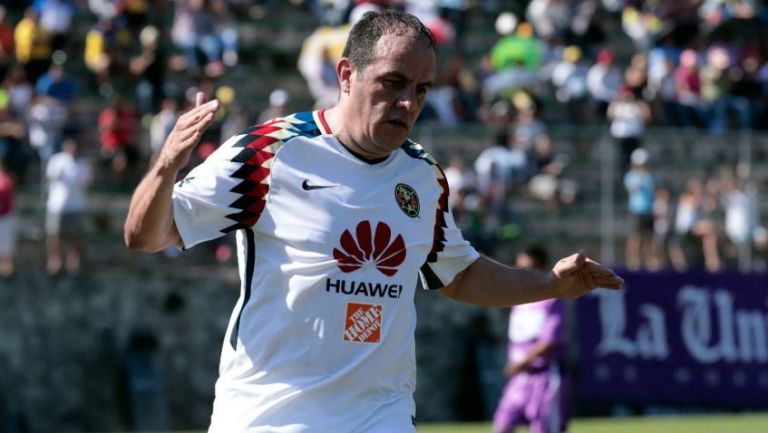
<box><xmin>196</xmin><ymin>91</ymin><xmax>205</xmax><ymax>107</ymax></box>
<box><xmin>585</xmin><ymin>257</ymin><xmax>604</xmax><ymax>266</ymax></box>
<box><xmin>555</xmin><ymin>252</ymin><xmax>582</xmax><ymax>277</ymax></box>
<box><xmin>173</xmin><ymin>127</ymin><xmax>198</xmax><ymax>144</ymax></box>
<box><xmin>590</xmin><ymin>273</ymin><xmax>624</xmax><ymax>289</ymax></box>
<box><xmin>174</xmin><ymin>108</ymin><xmax>218</xmax><ymax>138</ymax></box>
<box><xmin>176</xmin><ymin>112</ymin><xmax>216</xmax><ymax>142</ymax></box>
<box><xmin>575</xmin><ymin>251</ymin><xmax>586</xmax><ymax>267</ymax></box>
<box><xmin>178</xmin><ymin>99</ymin><xmax>219</xmax><ymax>125</ymax></box>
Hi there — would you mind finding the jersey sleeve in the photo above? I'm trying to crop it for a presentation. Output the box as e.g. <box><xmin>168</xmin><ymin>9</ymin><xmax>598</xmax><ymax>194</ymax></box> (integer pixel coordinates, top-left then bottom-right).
<box><xmin>172</xmin><ymin>131</ymin><xmax>263</xmax><ymax>249</ymax></box>
<box><xmin>420</xmin><ymin>158</ymin><xmax>480</xmax><ymax>290</ymax></box>
<box><xmin>418</xmin><ymin>193</ymin><xmax>480</xmax><ymax>290</ymax></box>
<box><xmin>538</xmin><ymin>299</ymin><xmax>566</xmax><ymax>345</ymax></box>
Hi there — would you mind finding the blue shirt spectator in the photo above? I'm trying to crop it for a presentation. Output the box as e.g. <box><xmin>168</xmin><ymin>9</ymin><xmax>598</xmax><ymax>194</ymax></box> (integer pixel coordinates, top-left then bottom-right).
<box><xmin>35</xmin><ymin>63</ymin><xmax>76</xmax><ymax>104</ymax></box>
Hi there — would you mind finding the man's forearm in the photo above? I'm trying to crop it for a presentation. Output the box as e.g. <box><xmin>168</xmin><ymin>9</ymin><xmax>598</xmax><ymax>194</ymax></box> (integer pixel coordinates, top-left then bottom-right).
<box><xmin>441</xmin><ymin>255</ymin><xmax>557</xmax><ymax>307</ymax></box>
<box><xmin>123</xmin><ymin>92</ymin><xmax>219</xmax><ymax>253</ymax></box>
<box><xmin>442</xmin><ymin>252</ymin><xmax>622</xmax><ymax>306</ymax></box>
<box><xmin>124</xmin><ymin>161</ymin><xmax>181</xmax><ymax>252</ymax></box>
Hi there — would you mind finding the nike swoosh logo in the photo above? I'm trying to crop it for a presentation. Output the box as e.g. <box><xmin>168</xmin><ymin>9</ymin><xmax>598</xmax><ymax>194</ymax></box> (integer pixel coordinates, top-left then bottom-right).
<box><xmin>302</xmin><ymin>179</ymin><xmax>338</xmax><ymax>191</ymax></box>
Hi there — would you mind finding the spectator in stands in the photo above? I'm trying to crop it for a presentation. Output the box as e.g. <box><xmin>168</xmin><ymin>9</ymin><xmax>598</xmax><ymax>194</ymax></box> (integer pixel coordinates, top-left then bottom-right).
<box><xmin>298</xmin><ymin>4</ymin><xmax>380</xmax><ymax>109</ymax></box>
<box><xmin>700</xmin><ymin>45</ymin><xmax>731</xmax><ymax>134</ymax></box>
<box><xmin>129</xmin><ymin>25</ymin><xmax>168</xmax><ymax>114</ymax></box>
<box><xmin>607</xmin><ymin>85</ymin><xmax>651</xmax><ymax>173</ymax></box>
<box><xmin>484</xmin><ymin>20</ymin><xmax>542</xmax><ymax>101</ymax></box>
<box><xmin>621</xmin><ymin>3</ymin><xmax>663</xmax><ymax>51</ymax></box>
<box><xmin>490</xmin><ymin>15</ymin><xmax>543</xmax><ymax>72</ymax></box>
<box><xmin>670</xmin><ymin>177</ymin><xmax>722</xmax><ymax>272</ymax></box>
<box><xmin>26</xmin><ymin>94</ymin><xmax>67</xmax><ymax>163</ymax></box>
<box><xmin>550</xmin><ymin>45</ymin><xmax>590</xmax><ymax>123</ymax></box>
<box><xmin>623</xmin><ymin>148</ymin><xmax>656</xmax><ymax>270</ymax></box>
<box><xmin>623</xmin><ymin>53</ymin><xmax>648</xmax><ymax>97</ymax></box>
<box><xmin>45</xmin><ymin>138</ymin><xmax>93</xmax><ymax>275</ymax></box>
<box><xmin>586</xmin><ymin>48</ymin><xmax>622</xmax><ymax>120</ymax></box>
<box><xmin>493</xmin><ymin>245</ymin><xmax>570</xmax><ymax>433</ymax></box>
<box><xmin>646</xmin><ymin>55</ymin><xmax>679</xmax><ymax>127</ymax></box>
<box><xmin>14</xmin><ymin>8</ymin><xmax>52</xmax><ymax>84</ymax></box>
<box><xmin>211</xmin><ymin>0</ymin><xmax>240</xmax><ymax>68</ymax></box>
<box><xmin>527</xmin><ymin>128</ymin><xmax>576</xmax><ymax>210</ymax></box>
<box><xmin>0</xmin><ymin>98</ymin><xmax>26</xmax><ymax>182</ymax></box>
<box><xmin>0</xmin><ymin>6</ymin><xmax>15</xmax><ymax>80</ymax></box>
<box><xmin>721</xmin><ymin>168</ymin><xmax>757</xmax><ymax>269</ymax></box>
<box><xmin>510</xmin><ymin>93</ymin><xmax>547</xmax><ymax>161</ymax></box>
<box><xmin>1</xmin><ymin>66</ymin><xmax>33</xmax><ymax>117</ymax></box>
<box><xmin>727</xmin><ymin>55</ymin><xmax>760</xmax><ymax>132</ymax></box>
<box><xmin>0</xmin><ymin>160</ymin><xmax>16</xmax><ymax>277</ymax></box>
<box><xmin>35</xmin><ymin>62</ymin><xmax>77</xmax><ymax>105</ymax></box>
<box><xmin>35</xmin><ymin>0</ymin><xmax>76</xmax><ymax>53</ymax></box>
<box><xmin>474</xmin><ymin>129</ymin><xmax>523</xmax><ymax>220</ymax></box>
<box><xmin>438</xmin><ymin>55</ymin><xmax>482</xmax><ymax>123</ymax></box>
<box><xmin>87</xmin><ymin>0</ymin><xmax>121</xmax><ymax>21</ymax></box>
<box><xmin>84</xmin><ymin>16</ymin><xmax>127</xmax><ymax>95</ymax></box>
<box><xmin>673</xmin><ymin>49</ymin><xmax>703</xmax><ymax>128</ymax></box>
<box><xmin>170</xmin><ymin>0</ymin><xmax>226</xmax><ymax>77</ymax></box>
<box><xmin>98</xmin><ymin>96</ymin><xmax>139</xmax><ymax>188</ymax></box>
<box><xmin>526</xmin><ymin>0</ymin><xmax>570</xmax><ymax>41</ymax></box>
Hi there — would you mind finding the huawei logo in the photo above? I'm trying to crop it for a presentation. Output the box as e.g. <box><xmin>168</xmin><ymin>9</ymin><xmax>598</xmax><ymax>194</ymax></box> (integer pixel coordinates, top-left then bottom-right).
<box><xmin>333</xmin><ymin>221</ymin><xmax>407</xmax><ymax>276</ymax></box>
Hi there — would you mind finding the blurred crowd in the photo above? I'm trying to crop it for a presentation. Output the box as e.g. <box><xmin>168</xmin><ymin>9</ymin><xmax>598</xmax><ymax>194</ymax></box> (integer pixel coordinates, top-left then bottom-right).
<box><xmin>0</xmin><ymin>0</ymin><xmax>767</xmax><ymax>276</ymax></box>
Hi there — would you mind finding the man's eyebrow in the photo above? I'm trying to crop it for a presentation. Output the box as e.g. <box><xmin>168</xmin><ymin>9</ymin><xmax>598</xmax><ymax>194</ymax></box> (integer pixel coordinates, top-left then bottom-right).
<box><xmin>381</xmin><ymin>71</ymin><xmax>433</xmax><ymax>87</ymax></box>
<box><xmin>380</xmin><ymin>71</ymin><xmax>408</xmax><ymax>81</ymax></box>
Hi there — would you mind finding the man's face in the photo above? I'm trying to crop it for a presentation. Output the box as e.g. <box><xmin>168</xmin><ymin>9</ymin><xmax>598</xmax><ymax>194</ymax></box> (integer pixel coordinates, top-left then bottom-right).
<box><xmin>341</xmin><ymin>32</ymin><xmax>436</xmax><ymax>157</ymax></box>
<box><xmin>515</xmin><ymin>253</ymin><xmax>535</xmax><ymax>270</ymax></box>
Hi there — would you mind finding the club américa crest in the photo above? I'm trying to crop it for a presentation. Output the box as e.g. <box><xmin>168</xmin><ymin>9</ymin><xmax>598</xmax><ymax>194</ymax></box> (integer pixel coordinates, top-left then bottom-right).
<box><xmin>394</xmin><ymin>183</ymin><xmax>419</xmax><ymax>218</ymax></box>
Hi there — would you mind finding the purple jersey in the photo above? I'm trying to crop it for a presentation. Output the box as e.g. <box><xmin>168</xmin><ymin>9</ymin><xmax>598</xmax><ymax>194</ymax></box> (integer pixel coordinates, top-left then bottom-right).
<box><xmin>507</xmin><ymin>299</ymin><xmax>566</xmax><ymax>369</ymax></box>
<box><xmin>494</xmin><ymin>299</ymin><xmax>569</xmax><ymax>433</ymax></box>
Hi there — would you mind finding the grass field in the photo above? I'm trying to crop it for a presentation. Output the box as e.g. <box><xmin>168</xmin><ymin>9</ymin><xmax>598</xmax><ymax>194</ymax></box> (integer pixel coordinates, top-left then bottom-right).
<box><xmin>118</xmin><ymin>414</ymin><xmax>768</xmax><ymax>433</ymax></box>
<box><xmin>417</xmin><ymin>414</ymin><xmax>768</xmax><ymax>433</ymax></box>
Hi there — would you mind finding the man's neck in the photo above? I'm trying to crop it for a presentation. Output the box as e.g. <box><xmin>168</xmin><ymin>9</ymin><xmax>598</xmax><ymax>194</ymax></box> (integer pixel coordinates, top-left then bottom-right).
<box><xmin>323</xmin><ymin>106</ymin><xmax>390</xmax><ymax>163</ymax></box>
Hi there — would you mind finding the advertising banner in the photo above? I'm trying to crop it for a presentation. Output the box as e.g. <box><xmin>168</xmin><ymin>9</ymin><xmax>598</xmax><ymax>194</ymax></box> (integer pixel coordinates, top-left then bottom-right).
<box><xmin>576</xmin><ymin>271</ymin><xmax>768</xmax><ymax>406</ymax></box>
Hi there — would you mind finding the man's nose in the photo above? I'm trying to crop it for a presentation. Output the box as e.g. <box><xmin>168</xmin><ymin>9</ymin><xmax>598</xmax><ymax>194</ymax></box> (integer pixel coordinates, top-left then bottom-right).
<box><xmin>396</xmin><ymin>87</ymin><xmax>417</xmax><ymax>112</ymax></box>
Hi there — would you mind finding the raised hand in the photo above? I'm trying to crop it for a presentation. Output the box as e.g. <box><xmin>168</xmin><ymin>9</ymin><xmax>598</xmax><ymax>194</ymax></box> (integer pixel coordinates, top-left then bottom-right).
<box><xmin>550</xmin><ymin>252</ymin><xmax>623</xmax><ymax>299</ymax></box>
<box><xmin>157</xmin><ymin>92</ymin><xmax>220</xmax><ymax>171</ymax></box>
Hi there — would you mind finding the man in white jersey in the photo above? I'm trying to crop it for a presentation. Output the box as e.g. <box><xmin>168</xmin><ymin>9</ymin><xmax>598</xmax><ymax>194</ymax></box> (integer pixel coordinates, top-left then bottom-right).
<box><xmin>124</xmin><ymin>9</ymin><xmax>623</xmax><ymax>433</ymax></box>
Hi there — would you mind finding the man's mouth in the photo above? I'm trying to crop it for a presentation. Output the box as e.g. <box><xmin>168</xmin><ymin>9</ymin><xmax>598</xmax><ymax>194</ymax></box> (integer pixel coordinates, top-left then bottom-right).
<box><xmin>386</xmin><ymin>119</ymin><xmax>408</xmax><ymax>129</ymax></box>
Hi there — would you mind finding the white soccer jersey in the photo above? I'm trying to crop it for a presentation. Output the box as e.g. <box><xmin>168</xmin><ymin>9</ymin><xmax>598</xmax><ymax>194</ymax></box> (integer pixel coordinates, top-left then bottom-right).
<box><xmin>172</xmin><ymin>110</ymin><xmax>479</xmax><ymax>433</ymax></box>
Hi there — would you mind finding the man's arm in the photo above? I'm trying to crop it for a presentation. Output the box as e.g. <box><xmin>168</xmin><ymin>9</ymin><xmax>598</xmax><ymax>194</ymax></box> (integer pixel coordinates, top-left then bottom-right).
<box><xmin>440</xmin><ymin>253</ymin><xmax>622</xmax><ymax>307</ymax></box>
<box><xmin>124</xmin><ymin>93</ymin><xmax>219</xmax><ymax>252</ymax></box>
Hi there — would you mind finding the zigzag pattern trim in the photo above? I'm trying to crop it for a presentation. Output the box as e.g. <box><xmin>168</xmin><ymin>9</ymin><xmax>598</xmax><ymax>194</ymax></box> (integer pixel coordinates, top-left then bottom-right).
<box><xmin>401</xmin><ymin>140</ymin><xmax>449</xmax><ymax>264</ymax></box>
<box><xmin>221</xmin><ymin>112</ymin><xmax>321</xmax><ymax>233</ymax></box>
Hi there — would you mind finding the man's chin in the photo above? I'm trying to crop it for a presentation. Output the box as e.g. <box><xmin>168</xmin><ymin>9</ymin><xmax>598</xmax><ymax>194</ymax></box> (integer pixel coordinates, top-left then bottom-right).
<box><xmin>378</xmin><ymin>135</ymin><xmax>409</xmax><ymax>151</ymax></box>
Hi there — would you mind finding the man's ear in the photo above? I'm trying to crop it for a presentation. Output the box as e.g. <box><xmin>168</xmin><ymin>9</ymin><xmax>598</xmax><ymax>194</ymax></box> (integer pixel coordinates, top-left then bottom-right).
<box><xmin>337</xmin><ymin>58</ymin><xmax>354</xmax><ymax>94</ymax></box>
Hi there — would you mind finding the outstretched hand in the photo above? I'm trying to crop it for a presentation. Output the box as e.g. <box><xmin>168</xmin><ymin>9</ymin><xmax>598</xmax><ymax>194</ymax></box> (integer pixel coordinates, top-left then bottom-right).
<box><xmin>157</xmin><ymin>92</ymin><xmax>219</xmax><ymax>171</ymax></box>
<box><xmin>550</xmin><ymin>252</ymin><xmax>623</xmax><ymax>299</ymax></box>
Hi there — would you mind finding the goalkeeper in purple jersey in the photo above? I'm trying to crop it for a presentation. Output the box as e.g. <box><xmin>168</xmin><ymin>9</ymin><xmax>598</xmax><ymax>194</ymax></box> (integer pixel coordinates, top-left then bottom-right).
<box><xmin>494</xmin><ymin>246</ymin><xmax>570</xmax><ymax>433</ymax></box>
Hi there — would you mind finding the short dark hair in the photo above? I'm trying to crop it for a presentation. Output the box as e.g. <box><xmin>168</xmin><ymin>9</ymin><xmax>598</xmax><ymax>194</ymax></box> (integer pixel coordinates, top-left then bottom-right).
<box><xmin>342</xmin><ymin>9</ymin><xmax>436</xmax><ymax>73</ymax></box>
<box><xmin>522</xmin><ymin>245</ymin><xmax>549</xmax><ymax>269</ymax></box>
